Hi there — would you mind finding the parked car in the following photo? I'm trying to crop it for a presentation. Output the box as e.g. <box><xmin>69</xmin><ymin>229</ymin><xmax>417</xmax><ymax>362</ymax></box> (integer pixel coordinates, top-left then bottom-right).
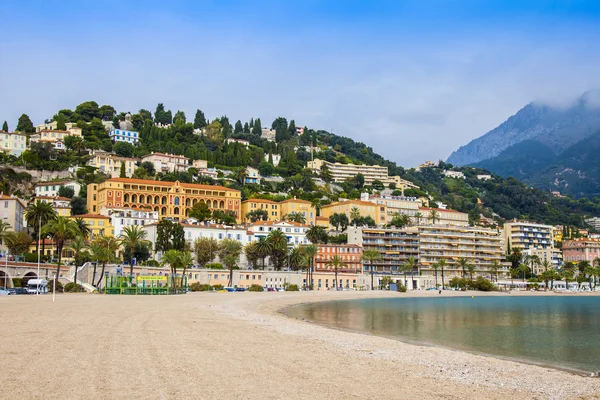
<box><xmin>235</xmin><ymin>287</ymin><xmax>247</xmax><ymax>292</ymax></box>
<box><xmin>8</xmin><ymin>287</ymin><xmax>28</xmax><ymax>295</ymax></box>
<box><xmin>0</xmin><ymin>287</ymin><xmax>9</xmax><ymax>296</ymax></box>
<box><xmin>266</xmin><ymin>287</ymin><xmax>275</xmax><ymax>292</ymax></box>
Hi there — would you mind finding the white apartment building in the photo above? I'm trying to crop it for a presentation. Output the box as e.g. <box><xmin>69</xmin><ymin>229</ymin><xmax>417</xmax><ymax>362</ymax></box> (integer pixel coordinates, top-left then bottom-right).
<box><xmin>271</xmin><ymin>154</ymin><xmax>281</xmax><ymax>167</ymax></box>
<box><xmin>247</xmin><ymin>221</ymin><xmax>310</xmax><ymax>246</ymax></box>
<box><xmin>443</xmin><ymin>170</ymin><xmax>465</xmax><ymax>179</ymax></box>
<box><xmin>142</xmin><ymin>152</ymin><xmax>189</xmax><ymax>173</ymax></box>
<box><xmin>0</xmin><ymin>132</ymin><xmax>27</xmax><ymax>156</ymax></box>
<box><xmin>586</xmin><ymin>217</ymin><xmax>600</xmax><ymax>231</ymax></box>
<box><xmin>109</xmin><ymin>129</ymin><xmax>139</xmax><ymax>145</ymax></box>
<box><xmin>99</xmin><ymin>206</ymin><xmax>159</xmax><ymax>237</ymax></box>
<box><xmin>245</xmin><ymin>167</ymin><xmax>261</xmax><ymax>184</ymax></box>
<box><xmin>477</xmin><ymin>174</ymin><xmax>492</xmax><ymax>181</ymax></box>
<box><xmin>192</xmin><ymin>159</ymin><xmax>218</xmax><ymax>179</ymax></box>
<box><xmin>226</xmin><ymin>138</ymin><xmax>249</xmax><ymax>148</ymax></box>
<box><xmin>34</xmin><ymin>180</ymin><xmax>82</xmax><ymax>197</ymax></box>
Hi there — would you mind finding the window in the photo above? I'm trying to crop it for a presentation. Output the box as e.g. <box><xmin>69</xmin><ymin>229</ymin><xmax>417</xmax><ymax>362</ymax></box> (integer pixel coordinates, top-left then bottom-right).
<box><xmin>3</xmin><ymin>201</ymin><xmax>7</xmax><ymax>208</ymax></box>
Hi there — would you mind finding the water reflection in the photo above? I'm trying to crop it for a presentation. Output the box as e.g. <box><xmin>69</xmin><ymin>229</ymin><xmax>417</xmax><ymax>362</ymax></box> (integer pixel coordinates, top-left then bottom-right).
<box><xmin>288</xmin><ymin>296</ymin><xmax>600</xmax><ymax>372</ymax></box>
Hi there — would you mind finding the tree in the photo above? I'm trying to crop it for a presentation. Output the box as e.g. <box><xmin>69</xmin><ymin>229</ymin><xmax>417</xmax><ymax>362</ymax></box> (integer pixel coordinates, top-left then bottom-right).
<box><xmin>119</xmin><ymin>225</ymin><xmax>150</xmax><ymax>277</ymax></box>
<box><xmin>288</xmin><ymin>247</ymin><xmax>305</xmax><ymax>271</ymax></box>
<box><xmin>350</xmin><ymin>207</ymin><xmax>361</xmax><ymax>225</ymax></box>
<box><xmin>155</xmin><ymin>219</ymin><xmax>185</xmax><ymax>253</ymax></box>
<box><xmin>193</xmin><ymin>237</ymin><xmax>219</xmax><ymax>266</ymax></box>
<box><xmin>119</xmin><ymin>162</ymin><xmax>126</xmax><ymax>178</ymax></box>
<box><xmin>74</xmin><ymin>101</ymin><xmax>100</xmax><ymax>121</ymax></box>
<box><xmin>258</xmin><ymin>161</ymin><xmax>276</xmax><ymax>176</ymax></box>
<box><xmin>329</xmin><ymin>213</ymin><xmax>349</xmax><ymax>232</ymax></box>
<box><xmin>244</xmin><ymin>242</ymin><xmax>261</xmax><ymax>269</ymax></box>
<box><xmin>489</xmin><ymin>260</ymin><xmax>502</xmax><ymax>282</ymax></box>
<box><xmin>507</xmin><ymin>246</ymin><xmax>523</xmax><ymax>271</ymax></box>
<box><xmin>456</xmin><ymin>257</ymin><xmax>470</xmax><ymax>278</ymax></box>
<box><xmin>113</xmin><ymin>141</ymin><xmax>134</xmax><ymax>157</ymax></box>
<box><xmin>255</xmin><ymin>237</ymin><xmax>273</xmax><ymax>269</ymax></box>
<box><xmin>42</xmin><ymin>216</ymin><xmax>79</xmax><ymax>285</ymax></box>
<box><xmin>362</xmin><ymin>250</ymin><xmax>382</xmax><ymax>290</ymax></box>
<box><xmin>212</xmin><ymin>210</ymin><xmax>237</xmax><ymax>225</ymax></box>
<box><xmin>466</xmin><ymin>263</ymin><xmax>476</xmax><ymax>281</ymax></box>
<box><xmin>402</xmin><ymin>256</ymin><xmax>417</xmax><ymax>289</ymax></box>
<box><xmin>561</xmin><ymin>262</ymin><xmax>575</xmax><ymax>290</ymax></box>
<box><xmin>517</xmin><ymin>263</ymin><xmax>530</xmax><ymax>282</ymax></box>
<box><xmin>412</xmin><ymin>212</ymin><xmax>423</xmax><ymax>225</ymax></box>
<box><xmin>123</xmin><ymin>242</ymin><xmax>151</xmax><ymax>266</ymax></box>
<box><xmin>139</xmin><ymin>161</ymin><xmax>155</xmax><ymax>176</ymax></box>
<box><xmin>73</xmin><ymin>217</ymin><xmax>92</xmax><ymax>239</ymax></box>
<box><xmin>191</xmin><ymin>110</ymin><xmax>206</xmax><ymax>129</ymax></box>
<box><xmin>2</xmin><ymin>121</ymin><xmax>8</xmax><ymax>132</ymax></box>
<box><xmin>4</xmin><ymin>231</ymin><xmax>31</xmax><ymax>256</ymax></box>
<box><xmin>66</xmin><ymin>236</ymin><xmax>88</xmax><ymax>287</ymax></box>
<box><xmin>16</xmin><ymin>114</ymin><xmax>34</xmax><ymax>133</ymax></box>
<box><xmin>284</xmin><ymin>212</ymin><xmax>306</xmax><ymax>224</ymax></box>
<box><xmin>219</xmin><ymin>239</ymin><xmax>243</xmax><ymax>286</ymax></box>
<box><xmin>234</xmin><ymin>120</ymin><xmax>243</xmax><ymax>134</ymax></box>
<box><xmin>173</xmin><ymin>110</ymin><xmax>186</xmax><ymax>124</ymax></box>
<box><xmin>437</xmin><ymin>259</ymin><xmax>448</xmax><ymax>289</ymax></box>
<box><xmin>57</xmin><ymin>186</ymin><xmax>75</xmax><ymax>199</ymax></box>
<box><xmin>160</xmin><ymin>250</ymin><xmax>192</xmax><ymax>288</ymax></box>
<box><xmin>429</xmin><ymin>210</ymin><xmax>440</xmax><ymax>225</ymax></box>
<box><xmin>389</xmin><ymin>212</ymin><xmax>410</xmax><ymax>228</ymax></box>
<box><xmin>301</xmin><ymin>244</ymin><xmax>318</xmax><ymax>289</ymax></box>
<box><xmin>252</xmin><ymin>118</ymin><xmax>262</xmax><ymax>135</ymax></box>
<box><xmin>306</xmin><ymin>225</ymin><xmax>328</xmax><ymax>244</ymax></box>
<box><xmin>266</xmin><ymin>229</ymin><xmax>288</xmax><ymax>270</ymax></box>
<box><xmin>0</xmin><ymin>221</ymin><xmax>11</xmax><ymax>248</ymax></box>
<box><xmin>431</xmin><ymin>261</ymin><xmax>440</xmax><ymax>288</ymax></box>
<box><xmin>99</xmin><ymin>105</ymin><xmax>116</xmax><ymax>120</ymax></box>
<box><xmin>245</xmin><ymin>209</ymin><xmax>269</xmax><ymax>223</ymax></box>
<box><xmin>25</xmin><ymin>200</ymin><xmax>58</xmax><ymax>256</ymax></box>
<box><xmin>189</xmin><ymin>201</ymin><xmax>212</xmax><ymax>222</ymax></box>
<box><xmin>326</xmin><ymin>254</ymin><xmax>346</xmax><ymax>289</ymax></box>
<box><xmin>371</xmin><ymin>179</ymin><xmax>384</xmax><ymax>191</ymax></box>
<box><xmin>70</xmin><ymin>197</ymin><xmax>87</xmax><ymax>216</ymax></box>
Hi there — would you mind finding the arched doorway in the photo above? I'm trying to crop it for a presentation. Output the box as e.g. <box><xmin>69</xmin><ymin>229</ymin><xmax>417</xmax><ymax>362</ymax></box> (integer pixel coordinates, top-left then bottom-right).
<box><xmin>21</xmin><ymin>271</ymin><xmax>37</xmax><ymax>287</ymax></box>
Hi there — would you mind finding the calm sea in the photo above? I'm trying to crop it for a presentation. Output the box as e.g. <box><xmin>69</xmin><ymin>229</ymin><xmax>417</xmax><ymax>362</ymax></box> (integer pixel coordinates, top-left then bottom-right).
<box><xmin>286</xmin><ymin>296</ymin><xmax>600</xmax><ymax>373</ymax></box>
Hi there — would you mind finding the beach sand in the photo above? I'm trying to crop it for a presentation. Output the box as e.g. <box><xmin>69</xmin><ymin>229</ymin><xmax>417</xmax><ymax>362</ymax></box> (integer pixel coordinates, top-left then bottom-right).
<box><xmin>1</xmin><ymin>290</ymin><xmax>599</xmax><ymax>399</ymax></box>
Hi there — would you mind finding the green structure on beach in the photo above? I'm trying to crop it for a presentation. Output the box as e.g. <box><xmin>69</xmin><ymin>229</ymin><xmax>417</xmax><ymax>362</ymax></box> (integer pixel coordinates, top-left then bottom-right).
<box><xmin>104</xmin><ymin>275</ymin><xmax>187</xmax><ymax>295</ymax></box>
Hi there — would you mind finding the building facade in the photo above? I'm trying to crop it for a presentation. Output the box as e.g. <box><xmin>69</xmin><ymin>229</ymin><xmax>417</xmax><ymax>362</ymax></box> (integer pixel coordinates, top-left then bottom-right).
<box><xmin>87</xmin><ymin>178</ymin><xmax>241</xmax><ymax>222</ymax></box>
<box><xmin>279</xmin><ymin>198</ymin><xmax>316</xmax><ymax>225</ymax></box>
<box><xmin>141</xmin><ymin>152</ymin><xmax>189</xmax><ymax>173</ymax></box>
<box><xmin>321</xmin><ymin>199</ymin><xmax>387</xmax><ymax>226</ymax></box>
<box><xmin>0</xmin><ymin>194</ymin><xmax>27</xmax><ymax>258</ymax></box>
<box><xmin>191</xmin><ymin>159</ymin><xmax>218</xmax><ymax>179</ymax></box>
<box><xmin>35</xmin><ymin>180</ymin><xmax>82</xmax><ymax>198</ymax></box>
<box><xmin>244</xmin><ymin>167</ymin><xmax>261</xmax><ymax>184</ymax></box>
<box><xmin>87</xmin><ymin>152</ymin><xmax>138</xmax><ymax>178</ymax></box>
<box><xmin>364</xmin><ymin>194</ymin><xmax>423</xmax><ymax>223</ymax></box>
<box><xmin>36</xmin><ymin>196</ymin><xmax>72</xmax><ymax>217</ymax></box>
<box><xmin>99</xmin><ymin>206</ymin><xmax>159</xmax><ymax>238</ymax></box>
<box><xmin>241</xmin><ymin>199</ymin><xmax>280</xmax><ymax>222</ymax></box>
<box><xmin>314</xmin><ymin>244</ymin><xmax>363</xmax><ymax>273</ymax></box>
<box><xmin>246</xmin><ymin>221</ymin><xmax>309</xmax><ymax>246</ymax></box>
<box><xmin>109</xmin><ymin>129</ymin><xmax>139</xmax><ymax>144</ymax></box>
<box><xmin>0</xmin><ymin>132</ymin><xmax>27</xmax><ymax>156</ymax></box>
<box><xmin>562</xmin><ymin>239</ymin><xmax>600</xmax><ymax>264</ymax></box>
<box><xmin>503</xmin><ymin>220</ymin><xmax>554</xmax><ymax>252</ymax></box>
<box><xmin>31</xmin><ymin>128</ymin><xmax>82</xmax><ymax>149</ymax></box>
<box><xmin>418</xmin><ymin>207</ymin><xmax>469</xmax><ymax>226</ymax></box>
<box><xmin>68</xmin><ymin>214</ymin><xmax>113</xmax><ymax>238</ymax></box>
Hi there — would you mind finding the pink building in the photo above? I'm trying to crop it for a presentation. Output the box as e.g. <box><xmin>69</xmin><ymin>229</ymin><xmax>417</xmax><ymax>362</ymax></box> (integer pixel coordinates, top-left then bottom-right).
<box><xmin>562</xmin><ymin>239</ymin><xmax>600</xmax><ymax>263</ymax></box>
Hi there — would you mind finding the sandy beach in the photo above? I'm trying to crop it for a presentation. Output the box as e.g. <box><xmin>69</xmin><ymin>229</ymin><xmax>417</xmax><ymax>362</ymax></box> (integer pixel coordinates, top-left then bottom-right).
<box><xmin>1</xmin><ymin>290</ymin><xmax>599</xmax><ymax>400</ymax></box>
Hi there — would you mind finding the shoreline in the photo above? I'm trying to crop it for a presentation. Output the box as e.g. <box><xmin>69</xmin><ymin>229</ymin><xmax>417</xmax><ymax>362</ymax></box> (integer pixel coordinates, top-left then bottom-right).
<box><xmin>1</xmin><ymin>290</ymin><xmax>599</xmax><ymax>399</ymax></box>
<box><xmin>280</xmin><ymin>294</ymin><xmax>594</xmax><ymax>377</ymax></box>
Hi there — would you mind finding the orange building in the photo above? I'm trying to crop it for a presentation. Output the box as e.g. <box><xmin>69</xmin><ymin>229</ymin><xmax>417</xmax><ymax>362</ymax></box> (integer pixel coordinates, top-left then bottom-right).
<box><xmin>314</xmin><ymin>244</ymin><xmax>363</xmax><ymax>273</ymax></box>
<box><xmin>87</xmin><ymin>178</ymin><xmax>241</xmax><ymax>222</ymax></box>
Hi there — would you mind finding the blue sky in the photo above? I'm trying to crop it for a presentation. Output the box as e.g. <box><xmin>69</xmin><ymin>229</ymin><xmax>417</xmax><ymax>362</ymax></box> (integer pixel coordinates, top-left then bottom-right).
<box><xmin>2</xmin><ymin>0</ymin><xmax>600</xmax><ymax>166</ymax></box>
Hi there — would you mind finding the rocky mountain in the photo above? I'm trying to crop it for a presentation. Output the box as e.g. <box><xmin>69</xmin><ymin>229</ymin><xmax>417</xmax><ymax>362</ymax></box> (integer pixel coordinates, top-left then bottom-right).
<box><xmin>447</xmin><ymin>90</ymin><xmax>600</xmax><ymax>166</ymax></box>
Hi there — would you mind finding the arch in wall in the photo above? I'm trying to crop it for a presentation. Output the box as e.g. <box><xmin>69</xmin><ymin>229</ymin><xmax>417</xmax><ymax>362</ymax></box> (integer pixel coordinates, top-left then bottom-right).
<box><xmin>123</xmin><ymin>193</ymin><xmax>130</xmax><ymax>202</ymax></box>
<box><xmin>161</xmin><ymin>196</ymin><xmax>167</xmax><ymax>205</ymax></box>
<box><xmin>131</xmin><ymin>194</ymin><xmax>138</xmax><ymax>203</ymax></box>
<box><xmin>174</xmin><ymin>197</ymin><xmax>180</xmax><ymax>206</ymax></box>
<box><xmin>185</xmin><ymin>198</ymin><xmax>190</xmax><ymax>207</ymax></box>
<box><xmin>154</xmin><ymin>196</ymin><xmax>160</xmax><ymax>205</ymax></box>
<box><xmin>161</xmin><ymin>206</ymin><xmax>167</xmax><ymax>215</ymax></box>
<box><xmin>139</xmin><ymin>195</ymin><xmax>145</xmax><ymax>204</ymax></box>
<box><xmin>219</xmin><ymin>200</ymin><xmax>225</xmax><ymax>209</ymax></box>
<box><xmin>174</xmin><ymin>207</ymin><xmax>180</xmax><ymax>215</ymax></box>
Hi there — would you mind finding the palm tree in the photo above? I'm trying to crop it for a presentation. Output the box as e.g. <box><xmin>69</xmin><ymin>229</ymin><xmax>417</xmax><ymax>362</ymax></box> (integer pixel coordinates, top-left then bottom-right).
<box><xmin>0</xmin><ymin>221</ymin><xmax>11</xmax><ymax>258</ymax></box>
<box><xmin>25</xmin><ymin>200</ymin><xmax>57</xmax><ymax>257</ymax></box>
<box><xmin>389</xmin><ymin>212</ymin><xmax>410</xmax><ymax>228</ymax></box>
<box><xmin>219</xmin><ymin>239</ymin><xmax>243</xmax><ymax>287</ymax></box>
<box><xmin>67</xmin><ymin>236</ymin><xmax>88</xmax><ymax>287</ymax></box>
<box><xmin>326</xmin><ymin>254</ymin><xmax>346</xmax><ymax>289</ymax></box>
<box><xmin>431</xmin><ymin>261</ymin><xmax>440</xmax><ymax>288</ymax></box>
<box><xmin>285</xmin><ymin>212</ymin><xmax>306</xmax><ymax>224</ymax></box>
<box><xmin>244</xmin><ymin>242</ymin><xmax>260</xmax><ymax>269</ymax></box>
<box><xmin>506</xmin><ymin>246</ymin><xmax>523</xmax><ymax>271</ymax></box>
<box><xmin>288</xmin><ymin>247</ymin><xmax>305</xmax><ymax>271</ymax></box>
<box><xmin>96</xmin><ymin>236</ymin><xmax>120</xmax><ymax>287</ymax></box>
<box><xmin>301</xmin><ymin>244</ymin><xmax>318</xmax><ymax>289</ymax></box>
<box><xmin>310</xmin><ymin>198</ymin><xmax>322</xmax><ymax>217</ymax></box>
<box><xmin>413</xmin><ymin>212</ymin><xmax>423</xmax><ymax>225</ymax></box>
<box><xmin>361</xmin><ymin>249</ymin><xmax>382</xmax><ymax>290</ymax></box>
<box><xmin>118</xmin><ymin>225</ymin><xmax>149</xmax><ymax>278</ymax></box>
<box><xmin>456</xmin><ymin>257</ymin><xmax>470</xmax><ymax>278</ymax></box>
<box><xmin>489</xmin><ymin>260</ymin><xmax>502</xmax><ymax>283</ymax></box>
<box><xmin>539</xmin><ymin>260</ymin><xmax>552</xmax><ymax>275</ymax></box>
<box><xmin>178</xmin><ymin>251</ymin><xmax>194</xmax><ymax>288</ymax></box>
<box><xmin>350</xmin><ymin>207</ymin><xmax>361</xmax><ymax>226</ymax></box>
<box><xmin>525</xmin><ymin>255</ymin><xmax>540</xmax><ymax>276</ymax></box>
<box><xmin>306</xmin><ymin>225</ymin><xmax>327</xmax><ymax>244</ymax></box>
<box><xmin>161</xmin><ymin>249</ymin><xmax>182</xmax><ymax>285</ymax></box>
<box><xmin>584</xmin><ymin>263</ymin><xmax>596</xmax><ymax>290</ymax></box>
<box><xmin>403</xmin><ymin>256</ymin><xmax>417</xmax><ymax>290</ymax></box>
<box><xmin>429</xmin><ymin>209</ymin><xmax>440</xmax><ymax>225</ymax></box>
<box><xmin>266</xmin><ymin>229</ymin><xmax>288</xmax><ymax>270</ymax></box>
<box><xmin>438</xmin><ymin>259</ymin><xmax>448</xmax><ymax>289</ymax></box>
<box><xmin>73</xmin><ymin>217</ymin><xmax>92</xmax><ymax>240</ymax></box>
<box><xmin>466</xmin><ymin>263</ymin><xmax>476</xmax><ymax>281</ymax></box>
<box><xmin>255</xmin><ymin>237</ymin><xmax>273</xmax><ymax>269</ymax></box>
<box><xmin>517</xmin><ymin>263</ymin><xmax>530</xmax><ymax>282</ymax></box>
<box><xmin>4</xmin><ymin>231</ymin><xmax>32</xmax><ymax>256</ymax></box>
<box><xmin>42</xmin><ymin>216</ymin><xmax>79</xmax><ymax>285</ymax></box>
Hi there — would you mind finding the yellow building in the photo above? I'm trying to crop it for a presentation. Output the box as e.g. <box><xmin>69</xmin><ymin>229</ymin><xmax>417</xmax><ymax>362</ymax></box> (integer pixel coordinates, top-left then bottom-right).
<box><xmin>87</xmin><ymin>151</ymin><xmax>138</xmax><ymax>178</ymax></box>
<box><xmin>321</xmin><ymin>200</ymin><xmax>387</xmax><ymax>226</ymax></box>
<box><xmin>417</xmin><ymin>207</ymin><xmax>469</xmax><ymax>226</ymax></box>
<box><xmin>36</xmin><ymin>196</ymin><xmax>72</xmax><ymax>217</ymax></box>
<box><xmin>279</xmin><ymin>198</ymin><xmax>316</xmax><ymax>225</ymax></box>
<box><xmin>241</xmin><ymin>199</ymin><xmax>280</xmax><ymax>222</ymax></box>
<box><xmin>87</xmin><ymin>178</ymin><xmax>241</xmax><ymax>222</ymax></box>
<box><xmin>69</xmin><ymin>214</ymin><xmax>114</xmax><ymax>238</ymax></box>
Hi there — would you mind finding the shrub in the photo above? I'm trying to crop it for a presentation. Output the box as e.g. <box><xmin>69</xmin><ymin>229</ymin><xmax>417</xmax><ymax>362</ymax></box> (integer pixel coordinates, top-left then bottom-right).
<box><xmin>471</xmin><ymin>277</ymin><xmax>495</xmax><ymax>291</ymax></box>
<box><xmin>212</xmin><ymin>284</ymin><xmax>224</xmax><ymax>290</ymax></box>
<box><xmin>285</xmin><ymin>284</ymin><xmax>299</xmax><ymax>291</ymax></box>
<box><xmin>396</xmin><ymin>283</ymin><xmax>407</xmax><ymax>292</ymax></box>
<box><xmin>205</xmin><ymin>263</ymin><xmax>224</xmax><ymax>269</ymax></box>
<box><xmin>189</xmin><ymin>283</ymin><xmax>211</xmax><ymax>292</ymax></box>
<box><xmin>248</xmin><ymin>284</ymin><xmax>263</xmax><ymax>292</ymax></box>
<box><xmin>12</xmin><ymin>278</ymin><xmax>22</xmax><ymax>287</ymax></box>
<box><xmin>449</xmin><ymin>277</ymin><xmax>468</xmax><ymax>290</ymax></box>
<box><xmin>145</xmin><ymin>260</ymin><xmax>159</xmax><ymax>267</ymax></box>
<box><xmin>64</xmin><ymin>282</ymin><xmax>85</xmax><ymax>293</ymax></box>
<box><xmin>23</xmin><ymin>252</ymin><xmax>39</xmax><ymax>263</ymax></box>
<box><xmin>47</xmin><ymin>280</ymin><xmax>63</xmax><ymax>292</ymax></box>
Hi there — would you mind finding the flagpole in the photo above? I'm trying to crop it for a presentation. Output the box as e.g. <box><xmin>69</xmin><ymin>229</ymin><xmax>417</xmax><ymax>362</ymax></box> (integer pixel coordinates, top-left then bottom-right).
<box><xmin>37</xmin><ymin>215</ymin><xmax>41</xmax><ymax>296</ymax></box>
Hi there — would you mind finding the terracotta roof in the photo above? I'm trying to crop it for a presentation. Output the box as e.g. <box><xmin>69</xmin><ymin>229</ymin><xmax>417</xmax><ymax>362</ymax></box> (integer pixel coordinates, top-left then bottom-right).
<box><xmin>69</xmin><ymin>214</ymin><xmax>110</xmax><ymax>219</ymax></box>
<box><xmin>40</xmin><ymin>129</ymin><xmax>70</xmax><ymax>133</ymax></box>
<box><xmin>243</xmin><ymin>198</ymin><xmax>277</xmax><ymax>204</ymax></box>
<box><xmin>317</xmin><ymin>244</ymin><xmax>361</xmax><ymax>248</ymax></box>
<box><xmin>248</xmin><ymin>220</ymin><xmax>309</xmax><ymax>228</ymax></box>
<box><xmin>106</xmin><ymin>177</ymin><xmax>238</xmax><ymax>192</ymax></box>
<box><xmin>35</xmin><ymin>180</ymin><xmax>76</xmax><ymax>187</ymax></box>
<box><xmin>419</xmin><ymin>207</ymin><xmax>466</xmax><ymax>214</ymax></box>
<box><xmin>142</xmin><ymin>152</ymin><xmax>189</xmax><ymax>159</ymax></box>
<box><xmin>322</xmin><ymin>200</ymin><xmax>378</xmax><ymax>208</ymax></box>
<box><xmin>280</xmin><ymin>198</ymin><xmax>312</xmax><ymax>204</ymax></box>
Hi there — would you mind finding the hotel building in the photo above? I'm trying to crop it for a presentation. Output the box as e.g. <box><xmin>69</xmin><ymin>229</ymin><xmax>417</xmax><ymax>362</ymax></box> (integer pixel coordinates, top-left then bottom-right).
<box><xmin>562</xmin><ymin>239</ymin><xmax>600</xmax><ymax>264</ymax></box>
<box><xmin>314</xmin><ymin>244</ymin><xmax>363</xmax><ymax>273</ymax></box>
<box><xmin>307</xmin><ymin>158</ymin><xmax>418</xmax><ymax>189</ymax></box>
<box><xmin>321</xmin><ymin>199</ymin><xmax>387</xmax><ymax>226</ymax></box>
<box><xmin>86</xmin><ymin>178</ymin><xmax>241</xmax><ymax>222</ymax></box>
<box><xmin>0</xmin><ymin>194</ymin><xmax>27</xmax><ymax>257</ymax></box>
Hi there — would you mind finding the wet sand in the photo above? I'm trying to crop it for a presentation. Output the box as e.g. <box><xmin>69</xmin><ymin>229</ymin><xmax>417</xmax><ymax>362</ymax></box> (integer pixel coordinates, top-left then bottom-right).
<box><xmin>1</xmin><ymin>290</ymin><xmax>599</xmax><ymax>399</ymax></box>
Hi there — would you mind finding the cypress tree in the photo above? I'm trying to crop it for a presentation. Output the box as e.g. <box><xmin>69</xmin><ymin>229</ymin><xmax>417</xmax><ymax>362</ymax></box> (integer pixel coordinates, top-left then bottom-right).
<box><xmin>2</xmin><ymin>121</ymin><xmax>8</xmax><ymax>132</ymax></box>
